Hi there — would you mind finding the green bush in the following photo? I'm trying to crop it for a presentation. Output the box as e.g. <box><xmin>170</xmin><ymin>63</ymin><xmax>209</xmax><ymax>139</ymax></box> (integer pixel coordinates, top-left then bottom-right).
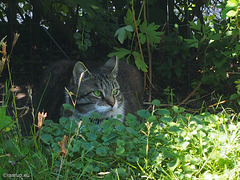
<box><xmin>2</xmin><ymin>100</ymin><xmax>239</xmax><ymax>179</ymax></box>
<box><xmin>1</xmin><ymin>98</ymin><xmax>240</xmax><ymax>179</ymax></box>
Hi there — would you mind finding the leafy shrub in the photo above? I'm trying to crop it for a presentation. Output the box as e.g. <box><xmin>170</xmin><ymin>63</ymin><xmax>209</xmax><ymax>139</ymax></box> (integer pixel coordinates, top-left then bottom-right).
<box><xmin>1</xmin><ymin>99</ymin><xmax>240</xmax><ymax>179</ymax></box>
<box><xmin>27</xmin><ymin>100</ymin><xmax>240</xmax><ymax>179</ymax></box>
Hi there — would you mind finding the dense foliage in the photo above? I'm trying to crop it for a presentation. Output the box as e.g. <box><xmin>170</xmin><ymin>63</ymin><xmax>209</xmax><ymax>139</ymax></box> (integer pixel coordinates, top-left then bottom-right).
<box><xmin>1</xmin><ymin>99</ymin><xmax>240</xmax><ymax>179</ymax></box>
<box><xmin>1</xmin><ymin>0</ymin><xmax>240</xmax><ymax>179</ymax></box>
<box><xmin>1</xmin><ymin>0</ymin><xmax>238</xmax><ymax>98</ymax></box>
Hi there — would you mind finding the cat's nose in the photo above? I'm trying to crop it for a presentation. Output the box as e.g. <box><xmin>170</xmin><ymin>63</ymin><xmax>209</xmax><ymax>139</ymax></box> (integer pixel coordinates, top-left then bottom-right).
<box><xmin>105</xmin><ymin>97</ymin><xmax>115</xmax><ymax>107</ymax></box>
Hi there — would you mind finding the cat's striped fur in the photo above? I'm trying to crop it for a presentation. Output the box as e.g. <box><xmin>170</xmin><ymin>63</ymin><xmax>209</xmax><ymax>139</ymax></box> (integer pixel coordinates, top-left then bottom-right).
<box><xmin>65</xmin><ymin>56</ymin><xmax>126</xmax><ymax>122</ymax></box>
<box><xmin>39</xmin><ymin>56</ymin><xmax>143</xmax><ymax>123</ymax></box>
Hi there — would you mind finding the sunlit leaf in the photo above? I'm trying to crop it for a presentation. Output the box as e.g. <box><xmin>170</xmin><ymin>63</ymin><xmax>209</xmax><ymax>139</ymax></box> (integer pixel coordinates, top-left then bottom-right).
<box><xmin>226</xmin><ymin>10</ymin><xmax>237</xmax><ymax>17</ymax></box>
<box><xmin>226</xmin><ymin>0</ymin><xmax>238</xmax><ymax>7</ymax></box>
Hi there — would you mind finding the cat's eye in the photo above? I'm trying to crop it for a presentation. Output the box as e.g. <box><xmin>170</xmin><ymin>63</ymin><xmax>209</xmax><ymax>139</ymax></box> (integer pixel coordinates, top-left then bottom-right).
<box><xmin>112</xmin><ymin>89</ymin><xmax>119</xmax><ymax>95</ymax></box>
<box><xmin>93</xmin><ymin>90</ymin><xmax>102</xmax><ymax>97</ymax></box>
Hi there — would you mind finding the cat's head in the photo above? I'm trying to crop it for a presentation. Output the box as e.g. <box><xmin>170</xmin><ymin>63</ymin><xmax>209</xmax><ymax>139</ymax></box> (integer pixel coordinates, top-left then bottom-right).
<box><xmin>66</xmin><ymin>56</ymin><xmax>125</xmax><ymax>122</ymax></box>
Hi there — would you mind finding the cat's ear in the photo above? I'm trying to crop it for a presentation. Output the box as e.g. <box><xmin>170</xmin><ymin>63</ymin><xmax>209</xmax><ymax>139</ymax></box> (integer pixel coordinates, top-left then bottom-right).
<box><xmin>73</xmin><ymin>61</ymin><xmax>91</xmax><ymax>82</ymax></box>
<box><xmin>104</xmin><ymin>55</ymin><xmax>118</xmax><ymax>78</ymax></box>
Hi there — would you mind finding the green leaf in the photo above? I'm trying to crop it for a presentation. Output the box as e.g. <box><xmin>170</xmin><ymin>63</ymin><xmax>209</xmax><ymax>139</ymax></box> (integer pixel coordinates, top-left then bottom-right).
<box><xmin>73</xmin><ymin>32</ymin><xmax>82</xmax><ymax>40</ymax></box>
<box><xmin>227</xmin><ymin>0</ymin><xmax>238</xmax><ymax>7</ymax></box>
<box><xmin>185</xmin><ymin>37</ymin><xmax>199</xmax><ymax>48</ymax></box>
<box><xmin>41</xmin><ymin>134</ymin><xmax>53</xmax><ymax>143</ymax></box>
<box><xmin>210</xmin><ymin>33</ymin><xmax>221</xmax><ymax>41</ymax></box>
<box><xmin>125</xmin><ymin>113</ymin><xmax>137</xmax><ymax>121</ymax></box>
<box><xmin>96</xmin><ymin>147</ymin><xmax>107</xmax><ymax>156</ymax></box>
<box><xmin>115</xmin><ymin>25</ymin><xmax>133</xmax><ymax>44</ymax></box>
<box><xmin>168</xmin><ymin>158</ymin><xmax>180</xmax><ymax>171</ymax></box>
<box><xmin>127</xmin><ymin>156</ymin><xmax>139</xmax><ymax>162</ymax></box>
<box><xmin>132</xmin><ymin>51</ymin><xmax>148</xmax><ymax>72</ymax></box>
<box><xmin>160</xmin><ymin>116</ymin><xmax>172</xmax><ymax>123</ymax></box>
<box><xmin>139</xmin><ymin>22</ymin><xmax>162</xmax><ymax>46</ymax></box>
<box><xmin>152</xmin><ymin>99</ymin><xmax>161</xmax><ymax>106</ymax></box>
<box><xmin>226</xmin><ymin>10</ymin><xmax>237</xmax><ymax>17</ymax></box>
<box><xmin>86</xmin><ymin>132</ymin><xmax>97</xmax><ymax>141</ymax></box>
<box><xmin>157</xmin><ymin>109</ymin><xmax>170</xmax><ymax>115</ymax></box>
<box><xmin>102</xmin><ymin>132</ymin><xmax>119</xmax><ymax>143</ymax></box>
<box><xmin>116</xmin><ymin>125</ymin><xmax>126</xmax><ymax>132</ymax></box>
<box><xmin>124</xmin><ymin>25</ymin><xmax>133</xmax><ymax>32</ymax></box>
<box><xmin>172</xmin><ymin>106</ymin><xmax>179</xmax><ymax>113</ymax></box>
<box><xmin>52</xmin><ymin>127</ymin><xmax>62</xmax><ymax>136</ymax></box>
<box><xmin>137</xmin><ymin>109</ymin><xmax>150</xmax><ymax>119</ymax></box>
<box><xmin>230</xmin><ymin>93</ymin><xmax>239</xmax><ymax>100</ymax></box>
<box><xmin>180</xmin><ymin>141</ymin><xmax>189</xmax><ymax>150</ymax></box>
<box><xmin>126</xmin><ymin>127</ymin><xmax>137</xmax><ymax>135</ymax></box>
<box><xmin>43</xmin><ymin>120</ymin><xmax>54</xmax><ymax>126</ymax></box>
<box><xmin>115</xmin><ymin>168</ymin><xmax>127</xmax><ymax>177</ymax></box>
<box><xmin>135</xmin><ymin>57</ymin><xmax>148</xmax><ymax>72</ymax></box>
<box><xmin>81</xmin><ymin>142</ymin><xmax>94</xmax><ymax>151</ymax></box>
<box><xmin>72</xmin><ymin>140</ymin><xmax>82</xmax><ymax>152</ymax></box>
<box><xmin>115</xmin><ymin>27</ymin><xmax>126</xmax><ymax>44</ymax></box>
<box><xmin>59</xmin><ymin>117</ymin><xmax>68</xmax><ymax>124</ymax></box>
<box><xmin>84</xmin><ymin>38</ymin><xmax>92</xmax><ymax>47</ymax></box>
<box><xmin>235</xmin><ymin>44</ymin><xmax>240</xmax><ymax>51</ymax></box>
<box><xmin>62</xmin><ymin>103</ymin><xmax>74</xmax><ymax>111</ymax></box>
<box><xmin>189</xmin><ymin>20</ymin><xmax>202</xmax><ymax>31</ymax></box>
<box><xmin>0</xmin><ymin>107</ymin><xmax>15</xmax><ymax>133</ymax></box>
<box><xmin>161</xmin><ymin>147</ymin><xmax>176</xmax><ymax>158</ymax></box>
<box><xmin>139</xmin><ymin>33</ymin><xmax>146</xmax><ymax>44</ymax></box>
<box><xmin>125</xmin><ymin>114</ymin><xmax>140</xmax><ymax>127</ymax></box>
<box><xmin>85</xmin><ymin>164</ymin><xmax>99</xmax><ymax>173</ymax></box>
<box><xmin>124</xmin><ymin>9</ymin><xmax>134</xmax><ymax>25</ymax></box>
<box><xmin>117</xmin><ymin>139</ymin><xmax>125</xmax><ymax>147</ymax></box>
<box><xmin>108</xmin><ymin>48</ymin><xmax>131</xmax><ymax>59</ymax></box>
<box><xmin>116</xmin><ymin>147</ymin><xmax>125</xmax><ymax>155</ymax></box>
<box><xmin>0</xmin><ymin>36</ymin><xmax>7</xmax><ymax>46</ymax></box>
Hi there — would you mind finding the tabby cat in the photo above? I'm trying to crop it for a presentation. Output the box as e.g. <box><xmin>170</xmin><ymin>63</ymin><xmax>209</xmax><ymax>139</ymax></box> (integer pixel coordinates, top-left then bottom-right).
<box><xmin>39</xmin><ymin>56</ymin><xmax>143</xmax><ymax>123</ymax></box>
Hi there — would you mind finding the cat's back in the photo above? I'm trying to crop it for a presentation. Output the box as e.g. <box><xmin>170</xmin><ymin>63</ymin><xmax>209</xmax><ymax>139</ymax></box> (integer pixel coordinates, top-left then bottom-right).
<box><xmin>117</xmin><ymin>61</ymin><xmax>143</xmax><ymax>115</ymax></box>
<box><xmin>37</xmin><ymin>60</ymin><xmax>76</xmax><ymax>120</ymax></box>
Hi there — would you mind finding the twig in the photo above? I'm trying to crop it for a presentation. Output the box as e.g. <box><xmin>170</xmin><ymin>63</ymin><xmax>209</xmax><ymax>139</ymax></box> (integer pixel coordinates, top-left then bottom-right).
<box><xmin>132</xmin><ymin>1</ymin><xmax>146</xmax><ymax>92</ymax></box>
<box><xmin>208</xmin><ymin>94</ymin><xmax>240</xmax><ymax>108</ymax></box>
<box><xmin>178</xmin><ymin>82</ymin><xmax>202</xmax><ymax>106</ymax></box>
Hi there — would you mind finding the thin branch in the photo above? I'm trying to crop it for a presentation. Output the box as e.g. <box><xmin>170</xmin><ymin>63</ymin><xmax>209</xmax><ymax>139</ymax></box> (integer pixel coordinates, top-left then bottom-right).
<box><xmin>178</xmin><ymin>82</ymin><xmax>202</xmax><ymax>106</ymax></box>
<box><xmin>132</xmin><ymin>1</ymin><xmax>147</xmax><ymax>92</ymax></box>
